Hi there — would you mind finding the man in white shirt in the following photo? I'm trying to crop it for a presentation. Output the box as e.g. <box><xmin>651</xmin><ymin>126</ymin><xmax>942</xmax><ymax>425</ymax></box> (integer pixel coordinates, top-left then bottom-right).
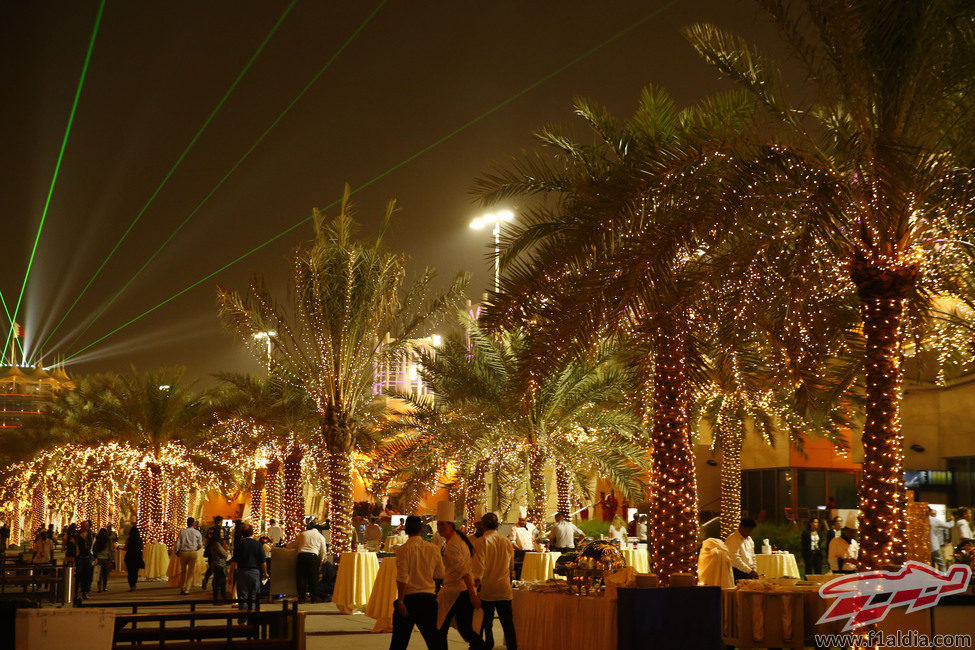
<box><xmin>474</xmin><ymin>513</ymin><xmax>517</xmax><ymax>650</ymax></box>
<box><xmin>929</xmin><ymin>508</ymin><xmax>954</xmax><ymax>571</ymax></box>
<box><xmin>828</xmin><ymin>514</ymin><xmax>860</xmax><ymax>572</ymax></box>
<box><xmin>951</xmin><ymin>507</ymin><xmax>973</xmax><ymax>548</ymax></box>
<box><xmin>175</xmin><ymin>517</ymin><xmax>204</xmax><ymax>595</ymax></box>
<box><xmin>364</xmin><ymin>517</ymin><xmax>383</xmax><ymax>551</ymax></box>
<box><xmin>289</xmin><ymin>521</ymin><xmax>327</xmax><ymax>603</ymax></box>
<box><xmin>391</xmin><ymin>515</ymin><xmax>445</xmax><ymax>650</ymax></box>
<box><xmin>267</xmin><ymin>519</ymin><xmax>284</xmax><ymax>546</ymax></box>
<box><xmin>509</xmin><ymin>516</ymin><xmax>535</xmax><ymax>579</ymax></box>
<box><xmin>549</xmin><ymin>511</ymin><xmax>584</xmax><ymax>552</ymax></box>
<box><xmin>724</xmin><ymin>518</ymin><xmax>758</xmax><ymax>582</ymax></box>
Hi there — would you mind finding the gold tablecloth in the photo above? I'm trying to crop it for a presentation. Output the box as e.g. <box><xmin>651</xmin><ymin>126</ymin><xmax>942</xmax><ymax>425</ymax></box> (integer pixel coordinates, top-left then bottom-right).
<box><xmin>114</xmin><ymin>547</ymin><xmax>125</xmax><ymax>572</ymax></box>
<box><xmin>620</xmin><ymin>548</ymin><xmax>649</xmax><ymax>573</ymax></box>
<box><xmin>512</xmin><ymin>590</ymin><xmax>616</xmax><ymax>650</ymax></box>
<box><xmin>364</xmin><ymin>556</ymin><xmax>397</xmax><ymax>632</ymax></box>
<box><xmin>520</xmin><ymin>552</ymin><xmax>561</xmax><ymax>582</ymax></box>
<box><xmin>755</xmin><ymin>553</ymin><xmax>800</xmax><ymax>579</ymax></box>
<box><xmin>166</xmin><ymin>549</ymin><xmax>206</xmax><ymax>588</ymax></box>
<box><xmin>722</xmin><ymin>586</ymin><xmax>843</xmax><ymax>648</ymax></box>
<box><xmin>333</xmin><ymin>551</ymin><xmax>379</xmax><ymax>614</ymax></box>
<box><xmin>142</xmin><ymin>542</ymin><xmax>169</xmax><ymax>579</ymax></box>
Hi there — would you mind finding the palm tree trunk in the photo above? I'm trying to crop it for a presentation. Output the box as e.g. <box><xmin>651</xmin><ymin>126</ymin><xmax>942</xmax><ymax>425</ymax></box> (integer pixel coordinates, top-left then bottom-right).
<box><xmin>30</xmin><ymin>481</ymin><xmax>47</xmax><ymax>536</ymax></box>
<box><xmin>650</xmin><ymin>315</ymin><xmax>699</xmax><ymax>584</ymax></box>
<box><xmin>851</xmin><ymin>252</ymin><xmax>916</xmax><ymax>569</ymax></box>
<box><xmin>251</xmin><ymin>467</ymin><xmax>266</xmax><ymax>533</ymax></box>
<box><xmin>282</xmin><ymin>443</ymin><xmax>305</xmax><ymax>543</ymax></box>
<box><xmin>464</xmin><ymin>460</ymin><xmax>488</xmax><ymax>525</ymax></box>
<box><xmin>137</xmin><ymin>464</ymin><xmax>163</xmax><ymax>544</ymax></box>
<box><xmin>556</xmin><ymin>463</ymin><xmax>573</xmax><ymax>516</ymax></box>
<box><xmin>719</xmin><ymin>427</ymin><xmax>743</xmax><ymax>539</ymax></box>
<box><xmin>265</xmin><ymin>458</ymin><xmax>283</xmax><ymax>525</ymax></box>
<box><xmin>528</xmin><ymin>447</ymin><xmax>547</xmax><ymax>529</ymax></box>
<box><xmin>166</xmin><ymin>480</ymin><xmax>188</xmax><ymax>547</ymax></box>
<box><xmin>328</xmin><ymin>448</ymin><xmax>354</xmax><ymax>554</ymax></box>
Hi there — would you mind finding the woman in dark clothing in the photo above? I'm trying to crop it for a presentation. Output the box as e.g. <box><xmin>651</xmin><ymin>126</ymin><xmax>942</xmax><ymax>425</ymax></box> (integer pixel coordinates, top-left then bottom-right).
<box><xmin>74</xmin><ymin>523</ymin><xmax>95</xmax><ymax>599</ymax></box>
<box><xmin>92</xmin><ymin>528</ymin><xmax>113</xmax><ymax>592</ymax></box>
<box><xmin>124</xmin><ymin>526</ymin><xmax>145</xmax><ymax>592</ymax></box>
<box><xmin>63</xmin><ymin>523</ymin><xmax>77</xmax><ymax>567</ymax></box>
<box><xmin>800</xmin><ymin>518</ymin><xmax>824</xmax><ymax>577</ymax></box>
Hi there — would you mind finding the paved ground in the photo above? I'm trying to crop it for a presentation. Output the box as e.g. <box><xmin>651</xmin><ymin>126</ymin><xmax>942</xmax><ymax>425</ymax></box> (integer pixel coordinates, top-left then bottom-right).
<box><xmin>65</xmin><ymin>573</ymin><xmax>506</xmax><ymax>649</ymax></box>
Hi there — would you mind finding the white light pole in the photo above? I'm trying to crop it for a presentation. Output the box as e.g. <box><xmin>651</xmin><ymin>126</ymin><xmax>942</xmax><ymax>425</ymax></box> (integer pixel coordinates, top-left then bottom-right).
<box><xmin>252</xmin><ymin>330</ymin><xmax>276</xmax><ymax>370</ymax></box>
<box><xmin>470</xmin><ymin>210</ymin><xmax>514</xmax><ymax>294</ymax></box>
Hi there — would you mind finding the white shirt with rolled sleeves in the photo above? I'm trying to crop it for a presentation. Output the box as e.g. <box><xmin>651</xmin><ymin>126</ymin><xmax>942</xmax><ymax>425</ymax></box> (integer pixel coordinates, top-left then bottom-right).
<box><xmin>267</xmin><ymin>525</ymin><xmax>284</xmax><ymax>546</ymax></box>
<box><xmin>175</xmin><ymin>526</ymin><xmax>203</xmax><ymax>552</ymax></box>
<box><xmin>290</xmin><ymin>528</ymin><xmax>327</xmax><ymax>561</ymax></box>
<box><xmin>929</xmin><ymin>515</ymin><xmax>954</xmax><ymax>551</ymax></box>
<box><xmin>394</xmin><ymin>535</ymin><xmax>444</xmax><ymax>596</ymax></box>
<box><xmin>724</xmin><ymin>530</ymin><xmax>756</xmax><ymax>574</ymax></box>
<box><xmin>473</xmin><ymin>530</ymin><xmax>514</xmax><ymax>601</ymax></box>
<box><xmin>551</xmin><ymin>520</ymin><xmax>583</xmax><ymax>549</ymax></box>
<box><xmin>509</xmin><ymin>525</ymin><xmax>534</xmax><ymax>551</ymax></box>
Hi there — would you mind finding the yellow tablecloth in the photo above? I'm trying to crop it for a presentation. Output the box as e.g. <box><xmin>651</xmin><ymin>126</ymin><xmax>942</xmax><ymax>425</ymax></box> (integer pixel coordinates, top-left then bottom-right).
<box><xmin>620</xmin><ymin>548</ymin><xmax>649</xmax><ymax>573</ymax></box>
<box><xmin>114</xmin><ymin>547</ymin><xmax>125</xmax><ymax>573</ymax></box>
<box><xmin>520</xmin><ymin>552</ymin><xmax>561</xmax><ymax>582</ymax></box>
<box><xmin>512</xmin><ymin>590</ymin><xmax>616</xmax><ymax>650</ymax></box>
<box><xmin>364</xmin><ymin>556</ymin><xmax>397</xmax><ymax>632</ymax></box>
<box><xmin>384</xmin><ymin>534</ymin><xmax>408</xmax><ymax>551</ymax></box>
<box><xmin>333</xmin><ymin>551</ymin><xmax>379</xmax><ymax>614</ymax></box>
<box><xmin>142</xmin><ymin>542</ymin><xmax>169</xmax><ymax>580</ymax></box>
<box><xmin>166</xmin><ymin>549</ymin><xmax>206</xmax><ymax>588</ymax></box>
<box><xmin>755</xmin><ymin>553</ymin><xmax>800</xmax><ymax>579</ymax></box>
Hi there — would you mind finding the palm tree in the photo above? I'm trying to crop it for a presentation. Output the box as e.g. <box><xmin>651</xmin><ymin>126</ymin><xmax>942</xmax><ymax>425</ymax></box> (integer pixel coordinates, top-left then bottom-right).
<box><xmin>211</xmin><ymin>373</ymin><xmax>319</xmax><ymax>542</ymax></box>
<box><xmin>217</xmin><ymin>187</ymin><xmax>468</xmax><ymax>552</ymax></box>
<box><xmin>473</xmin><ymin>87</ymin><xmax>756</xmax><ymax>581</ymax></box>
<box><xmin>683</xmin><ymin>0</ymin><xmax>975</xmax><ymax>568</ymax></box>
<box><xmin>372</xmin><ymin>314</ymin><xmax>649</xmax><ymax>529</ymax></box>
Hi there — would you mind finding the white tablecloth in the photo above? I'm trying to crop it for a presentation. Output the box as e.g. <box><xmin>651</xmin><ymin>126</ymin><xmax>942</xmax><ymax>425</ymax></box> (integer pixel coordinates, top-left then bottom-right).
<box><xmin>364</xmin><ymin>556</ymin><xmax>397</xmax><ymax>632</ymax></box>
<box><xmin>620</xmin><ymin>548</ymin><xmax>649</xmax><ymax>573</ymax></box>
<box><xmin>755</xmin><ymin>553</ymin><xmax>800</xmax><ymax>579</ymax></box>
<box><xmin>513</xmin><ymin>590</ymin><xmax>616</xmax><ymax>650</ymax></box>
<box><xmin>333</xmin><ymin>551</ymin><xmax>379</xmax><ymax>613</ymax></box>
<box><xmin>142</xmin><ymin>542</ymin><xmax>169</xmax><ymax>579</ymax></box>
<box><xmin>520</xmin><ymin>552</ymin><xmax>561</xmax><ymax>582</ymax></box>
<box><xmin>384</xmin><ymin>534</ymin><xmax>408</xmax><ymax>551</ymax></box>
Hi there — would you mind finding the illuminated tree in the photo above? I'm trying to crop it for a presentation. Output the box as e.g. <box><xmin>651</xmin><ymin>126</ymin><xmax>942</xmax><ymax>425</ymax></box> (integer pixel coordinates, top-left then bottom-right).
<box><xmin>217</xmin><ymin>187</ymin><xmax>468</xmax><ymax>552</ymax></box>
<box><xmin>684</xmin><ymin>0</ymin><xmax>975</xmax><ymax>568</ymax></box>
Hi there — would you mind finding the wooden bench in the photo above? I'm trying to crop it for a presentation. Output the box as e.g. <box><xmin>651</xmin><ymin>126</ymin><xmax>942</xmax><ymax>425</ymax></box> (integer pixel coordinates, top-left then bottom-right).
<box><xmin>78</xmin><ymin>599</ymin><xmax>299</xmax><ymax>649</ymax></box>
<box><xmin>0</xmin><ymin>564</ymin><xmax>65</xmax><ymax>602</ymax></box>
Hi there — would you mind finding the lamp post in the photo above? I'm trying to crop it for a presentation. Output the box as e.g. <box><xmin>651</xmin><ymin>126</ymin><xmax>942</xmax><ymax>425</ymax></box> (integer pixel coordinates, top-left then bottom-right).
<box><xmin>470</xmin><ymin>210</ymin><xmax>514</xmax><ymax>294</ymax></box>
<box><xmin>252</xmin><ymin>330</ymin><xmax>276</xmax><ymax>371</ymax></box>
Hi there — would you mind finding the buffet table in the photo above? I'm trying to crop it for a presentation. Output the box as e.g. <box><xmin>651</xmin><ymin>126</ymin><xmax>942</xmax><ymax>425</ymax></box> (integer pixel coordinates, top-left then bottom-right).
<box><xmin>722</xmin><ymin>585</ymin><xmax>843</xmax><ymax>648</ymax></box>
<box><xmin>620</xmin><ymin>548</ymin><xmax>649</xmax><ymax>573</ymax></box>
<box><xmin>512</xmin><ymin>590</ymin><xmax>616</xmax><ymax>650</ymax></box>
<box><xmin>755</xmin><ymin>553</ymin><xmax>800</xmax><ymax>579</ymax></box>
<box><xmin>364</xmin><ymin>556</ymin><xmax>397</xmax><ymax>632</ymax></box>
<box><xmin>520</xmin><ymin>551</ymin><xmax>561</xmax><ymax>581</ymax></box>
<box><xmin>333</xmin><ymin>551</ymin><xmax>379</xmax><ymax>613</ymax></box>
<box><xmin>384</xmin><ymin>534</ymin><xmax>408</xmax><ymax>551</ymax></box>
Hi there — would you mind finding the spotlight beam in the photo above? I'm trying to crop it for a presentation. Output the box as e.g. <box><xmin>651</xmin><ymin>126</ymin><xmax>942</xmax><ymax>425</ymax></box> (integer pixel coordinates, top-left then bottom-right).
<box><xmin>30</xmin><ymin>0</ymin><xmax>299</xmax><ymax>364</ymax></box>
<box><xmin>3</xmin><ymin>0</ymin><xmax>105</xmax><ymax>364</ymax></box>
<box><xmin>52</xmin><ymin>0</ymin><xmax>388</xmax><ymax>359</ymax></box>
<box><xmin>60</xmin><ymin>0</ymin><xmax>680</xmax><ymax>364</ymax></box>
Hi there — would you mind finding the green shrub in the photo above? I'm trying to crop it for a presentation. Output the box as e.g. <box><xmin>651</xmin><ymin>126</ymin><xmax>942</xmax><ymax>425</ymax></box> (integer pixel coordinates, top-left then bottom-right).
<box><xmin>752</xmin><ymin>522</ymin><xmax>802</xmax><ymax>556</ymax></box>
<box><xmin>577</xmin><ymin>519</ymin><xmax>610</xmax><ymax>539</ymax></box>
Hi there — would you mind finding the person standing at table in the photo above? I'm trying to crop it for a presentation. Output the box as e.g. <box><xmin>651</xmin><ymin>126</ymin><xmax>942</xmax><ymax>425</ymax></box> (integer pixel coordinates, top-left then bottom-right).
<box><xmin>929</xmin><ymin>508</ymin><xmax>954</xmax><ymax>571</ymax></box>
<box><xmin>390</xmin><ymin>515</ymin><xmax>444</xmax><ymax>650</ymax></box>
<box><xmin>828</xmin><ymin>514</ymin><xmax>859</xmax><ymax>572</ymax></box>
<box><xmin>474</xmin><ymin>512</ymin><xmax>517</xmax><ymax>650</ymax></box>
<box><xmin>508</xmin><ymin>515</ymin><xmax>535</xmax><ymax>579</ymax></box>
<box><xmin>801</xmin><ymin>517</ymin><xmax>823</xmax><ymax>576</ymax></box>
<box><xmin>825</xmin><ymin>516</ymin><xmax>842</xmax><ymax>545</ymax></box>
<box><xmin>175</xmin><ymin>517</ymin><xmax>204</xmax><ymax>595</ymax></box>
<box><xmin>725</xmin><ymin>518</ymin><xmax>758</xmax><ymax>582</ymax></box>
<box><xmin>267</xmin><ymin>519</ymin><xmax>284</xmax><ymax>547</ymax></box>
<box><xmin>951</xmin><ymin>507</ymin><xmax>973</xmax><ymax>547</ymax></box>
<box><xmin>290</xmin><ymin>520</ymin><xmax>327</xmax><ymax>603</ymax></box>
<box><xmin>230</xmin><ymin>523</ymin><xmax>267</xmax><ymax>611</ymax></box>
<box><xmin>436</xmin><ymin>501</ymin><xmax>485</xmax><ymax>650</ymax></box>
<box><xmin>365</xmin><ymin>517</ymin><xmax>383</xmax><ymax>552</ymax></box>
<box><xmin>124</xmin><ymin>525</ymin><xmax>144</xmax><ymax>592</ymax></box>
<box><xmin>635</xmin><ymin>515</ymin><xmax>648</xmax><ymax>544</ymax></box>
<box><xmin>608</xmin><ymin>515</ymin><xmax>628</xmax><ymax>543</ymax></box>
<box><xmin>549</xmin><ymin>511</ymin><xmax>583</xmax><ymax>553</ymax></box>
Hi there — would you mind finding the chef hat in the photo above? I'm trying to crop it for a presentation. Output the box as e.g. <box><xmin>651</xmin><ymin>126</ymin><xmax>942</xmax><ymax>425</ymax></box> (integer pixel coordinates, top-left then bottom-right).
<box><xmin>437</xmin><ymin>501</ymin><xmax>455</xmax><ymax>522</ymax></box>
<box><xmin>473</xmin><ymin>504</ymin><xmax>485</xmax><ymax>520</ymax></box>
<box><xmin>518</xmin><ymin>506</ymin><xmax>528</xmax><ymax>519</ymax></box>
<box><xmin>843</xmin><ymin>511</ymin><xmax>859</xmax><ymax>530</ymax></box>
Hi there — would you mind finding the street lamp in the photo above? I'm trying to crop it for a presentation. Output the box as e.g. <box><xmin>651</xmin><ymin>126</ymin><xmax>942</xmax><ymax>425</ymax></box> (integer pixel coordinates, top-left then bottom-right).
<box><xmin>252</xmin><ymin>330</ymin><xmax>276</xmax><ymax>370</ymax></box>
<box><xmin>470</xmin><ymin>210</ymin><xmax>515</xmax><ymax>294</ymax></box>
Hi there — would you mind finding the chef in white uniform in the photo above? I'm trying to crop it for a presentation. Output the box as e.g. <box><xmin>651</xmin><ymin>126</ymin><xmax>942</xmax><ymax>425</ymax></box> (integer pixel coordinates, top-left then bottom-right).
<box><xmin>435</xmin><ymin>501</ymin><xmax>486</xmax><ymax>649</ymax></box>
<box><xmin>828</xmin><ymin>512</ymin><xmax>860</xmax><ymax>572</ymax></box>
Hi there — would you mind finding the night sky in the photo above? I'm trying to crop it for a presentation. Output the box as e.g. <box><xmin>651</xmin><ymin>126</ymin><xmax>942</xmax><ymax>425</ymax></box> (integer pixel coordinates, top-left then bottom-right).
<box><xmin>0</xmin><ymin>1</ymin><xmax>782</xmax><ymax>381</ymax></box>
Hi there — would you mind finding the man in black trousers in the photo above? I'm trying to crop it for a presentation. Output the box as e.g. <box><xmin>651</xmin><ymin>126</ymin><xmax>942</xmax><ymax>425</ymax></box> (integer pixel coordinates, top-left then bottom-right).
<box><xmin>289</xmin><ymin>521</ymin><xmax>327</xmax><ymax>603</ymax></box>
<box><xmin>390</xmin><ymin>515</ymin><xmax>444</xmax><ymax>650</ymax></box>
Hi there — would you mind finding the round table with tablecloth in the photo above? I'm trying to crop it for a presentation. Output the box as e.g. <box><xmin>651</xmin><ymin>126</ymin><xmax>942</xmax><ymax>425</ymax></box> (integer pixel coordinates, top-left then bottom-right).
<box><xmin>384</xmin><ymin>534</ymin><xmax>408</xmax><ymax>551</ymax></box>
<box><xmin>166</xmin><ymin>548</ymin><xmax>206</xmax><ymax>588</ymax></box>
<box><xmin>620</xmin><ymin>548</ymin><xmax>650</xmax><ymax>573</ymax></box>
<box><xmin>520</xmin><ymin>551</ymin><xmax>561</xmax><ymax>582</ymax></box>
<box><xmin>755</xmin><ymin>553</ymin><xmax>800</xmax><ymax>579</ymax></box>
<box><xmin>114</xmin><ymin>546</ymin><xmax>125</xmax><ymax>573</ymax></box>
<box><xmin>333</xmin><ymin>551</ymin><xmax>379</xmax><ymax>614</ymax></box>
<box><xmin>142</xmin><ymin>542</ymin><xmax>169</xmax><ymax>579</ymax></box>
<box><xmin>364</xmin><ymin>556</ymin><xmax>397</xmax><ymax>632</ymax></box>
<box><xmin>513</xmin><ymin>590</ymin><xmax>617</xmax><ymax>650</ymax></box>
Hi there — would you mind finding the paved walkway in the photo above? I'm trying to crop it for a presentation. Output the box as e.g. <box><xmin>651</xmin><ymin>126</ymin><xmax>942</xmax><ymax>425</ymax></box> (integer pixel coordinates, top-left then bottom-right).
<box><xmin>67</xmin><ymin>572</ymin><xmax>504</xmax><ymax>649</ymax></box>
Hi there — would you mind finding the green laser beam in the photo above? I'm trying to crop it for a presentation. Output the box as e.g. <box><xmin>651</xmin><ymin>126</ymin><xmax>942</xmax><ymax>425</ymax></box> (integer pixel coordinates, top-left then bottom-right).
<box><xmin>3</xmin><ymin>0</ymin><xmax>105</xmax><ymax>365</ymax></box>
<box><xmin>54</xmin><ymin>0</ymin><xmax>387</xmax><ymax>359</ymax></box>
<box><xmin>61</xmin><ymin>0</ymin><xmax>680</xmax><ymax>364</ymax></box>
<box><xmin>0</xmin><ymin>291</ymin><xmax>24</xmax><ymax>363</ymax></box>
<box><xmin>30</xmin><ymin>0</ymin><xmax>299</xmax><ymax>364</ymax></box>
